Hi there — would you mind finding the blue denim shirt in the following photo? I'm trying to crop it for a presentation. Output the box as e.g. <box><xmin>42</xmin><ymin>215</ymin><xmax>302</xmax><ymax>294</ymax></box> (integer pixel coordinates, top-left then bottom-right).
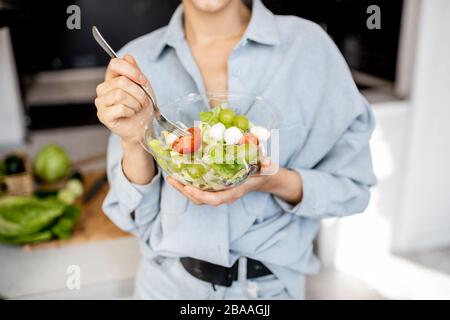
<box><xmin>103</xmin><ymin>0</ymin><xmax>376</xmax><ymax>299</ymax></box>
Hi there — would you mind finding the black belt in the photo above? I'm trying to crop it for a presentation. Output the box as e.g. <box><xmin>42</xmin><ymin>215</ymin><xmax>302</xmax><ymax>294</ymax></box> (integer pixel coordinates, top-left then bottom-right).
<box><xmin>180</xmin><ymin>257</ymin><xmax>272</xmax><ymax>287</ymax></box>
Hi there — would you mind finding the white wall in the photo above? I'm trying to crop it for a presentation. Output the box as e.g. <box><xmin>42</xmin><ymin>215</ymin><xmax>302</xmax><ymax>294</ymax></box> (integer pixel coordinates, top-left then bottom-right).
<box><xmin>392</xmin><ymin>0</ymin><xmax>450</xmax><ymax>252</ymax></box>
<box><xmin>0</xmin><ymin>27</ymin><xmax>25</xmax><ymax>147</ymax></box>
<box><xmin>317</xmin><ymin>0</ymin><xmax>450</xmax><ymax>299</ymax></box>
<box><xmin>320</xmin><ymin>100</ymin><xmax>450</xmax><ymax>299</ymax></box>
<box><xmin>395</xmin><ymin>0</ymin><xmax>421</xmax><ymax>98</ymax></box>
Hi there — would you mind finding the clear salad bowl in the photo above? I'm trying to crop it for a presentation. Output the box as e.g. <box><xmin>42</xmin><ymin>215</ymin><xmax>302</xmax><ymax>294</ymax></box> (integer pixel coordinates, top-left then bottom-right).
<box><xmin>141</xmin><ymin>92</ymin><xmax>280</xmax><ymax>191</ymax></box>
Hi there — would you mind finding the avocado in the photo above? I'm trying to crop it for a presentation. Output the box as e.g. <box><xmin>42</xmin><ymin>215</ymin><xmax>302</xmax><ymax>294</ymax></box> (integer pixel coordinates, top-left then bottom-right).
<box><xmin>4</xmin><ymin>155</ymin><xmax>25</xmax><ymax>175</ymax></box>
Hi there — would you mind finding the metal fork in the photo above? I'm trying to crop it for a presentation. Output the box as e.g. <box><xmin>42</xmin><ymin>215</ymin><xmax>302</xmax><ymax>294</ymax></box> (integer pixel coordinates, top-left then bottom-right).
<box><xmin>92</xmin><ymin>26</ymin><xmax>189</xmax><ymax>137</ymax></box>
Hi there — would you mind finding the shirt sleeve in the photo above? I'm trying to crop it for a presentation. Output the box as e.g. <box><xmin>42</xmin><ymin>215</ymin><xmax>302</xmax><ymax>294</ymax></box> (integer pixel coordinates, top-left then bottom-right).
<box><xmin>102</xmin><ymin>134</ymin><xmax>161</xmax><ymax>234</ymax></box>
<box><xmin>273</xmin><ymin>29</ymin><xmax>377</xmax><ymax>219</ymax></box>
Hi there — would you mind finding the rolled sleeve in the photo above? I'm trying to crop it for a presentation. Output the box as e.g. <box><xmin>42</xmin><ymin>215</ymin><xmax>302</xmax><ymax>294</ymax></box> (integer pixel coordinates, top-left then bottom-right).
<box><xmin>273</xmin><ymin>94</ymin><xmax>376</xmax><ymax>219</ymax></box>
<box><xmin>102</xmin><ymin>134</ymin><xmax>161</xmax><ymax>232</ymax></box>
<box><xmin>131</xmin><ymin>166</ymin><xmax>161</xmax><ymax>225</ymax></box>
<box><xmin>114</xmin><ymin>160</ymin><xmax>161</xmax><ymax>212</ymax></box>
<box><xmin>273</xmin><ymin>168</ymin><xmax>318</xmax><ymax>215</ymax></box>
<box><xmin>114</xmin><ymin>161</ymin><xmax>150</xmax><ymax>212</ymax></box>
<box><xmin>273</xmin><ymin>167</ymin><xmax>372</xmax><ymax>219</ymax></box>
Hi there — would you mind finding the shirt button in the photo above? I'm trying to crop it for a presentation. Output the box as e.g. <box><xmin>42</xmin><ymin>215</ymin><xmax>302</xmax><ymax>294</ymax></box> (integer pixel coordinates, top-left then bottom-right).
<box><xmin>232</xmin><ymin>69</ymin><xmax>241</xmax><ymax>77</ymax></box>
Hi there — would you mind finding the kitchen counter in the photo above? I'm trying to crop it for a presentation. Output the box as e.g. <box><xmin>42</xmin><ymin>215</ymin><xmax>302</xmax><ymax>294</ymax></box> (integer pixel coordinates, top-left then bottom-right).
<box><xmin>0</xmin><ymin>125</ymin><xmax>141</xmax><ymax>299</ymax></box>
<box><xmin>0</xmin><ymin>237</ymin><xmax>140</xmax><ymax>299</ymax></box>
<box><xmin>0</xmin><ymin>165</ymin><xmax>141</xmax><ymax>299</ymax></box>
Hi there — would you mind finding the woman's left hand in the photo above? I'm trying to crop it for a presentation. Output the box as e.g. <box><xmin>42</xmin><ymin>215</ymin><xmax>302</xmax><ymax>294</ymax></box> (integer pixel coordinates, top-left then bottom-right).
<box><xmin>167</xmin><ymin>158</ymin><xmax>280</xmax><ymax>206</ymax></box>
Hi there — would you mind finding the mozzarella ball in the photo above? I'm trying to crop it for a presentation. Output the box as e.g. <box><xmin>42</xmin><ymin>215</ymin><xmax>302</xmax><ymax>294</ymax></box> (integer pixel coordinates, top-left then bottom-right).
<box><xmin>224</xmin><ymin>127</ymin><xmax>244</xmax><ymax>145</ymax></box>
<box><xmin>209</xmin><ymin>123</ymin><xmax>226</xmax><ymax>141</ymax></box>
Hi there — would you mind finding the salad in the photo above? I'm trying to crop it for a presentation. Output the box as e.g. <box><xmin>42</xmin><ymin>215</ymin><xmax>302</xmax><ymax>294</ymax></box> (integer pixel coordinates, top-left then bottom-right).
<box><xmin>147</xmin><ymin>105</ymin><xmax>271</xmax><ymax>190</ymax></box>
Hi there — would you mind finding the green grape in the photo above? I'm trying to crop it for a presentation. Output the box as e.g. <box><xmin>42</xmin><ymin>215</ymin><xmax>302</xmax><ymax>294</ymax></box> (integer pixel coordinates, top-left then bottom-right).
<box><xmin>233</xmin><ymin>115</ymin><xmax>249</xmax><ymax>131</ymax></box>
<box><xmin>219</xmin><ymin>109</ymin><xmax>235</xmax><ymax>126</ymax></box>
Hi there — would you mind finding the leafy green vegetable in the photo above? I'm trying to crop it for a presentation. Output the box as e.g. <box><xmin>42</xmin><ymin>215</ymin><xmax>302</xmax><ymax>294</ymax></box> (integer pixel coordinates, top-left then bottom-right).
<box><xmin>56</xmin><ymin>178</ymin><xmax>84</xmax><ymax>205</ymax></box>
<box><xmin>236</xmin><ymin>143</ymin><xmax>258</xmax><ymax>164</ymax></box>
<box><xmin>199</xmin><ymin>111</ymin><xmax>213</xmax><ymax>123</ymax></box>
<box><xmin>185</xmin><ymin>164</ymin><xmax>207</xmax><ymax>179</ymax></box>
<box><xmin>0</xmin><ymin>197</ymin><xmax>65</xmax><ymax>237</ymax></box>
<box><xmin>57</xmin><ymin>188</ymin><xmax>76</xmax><ymax>205</ymax></box>
<box><xmin>33</xmin><ymin>144</ymin><xmax>71</xmax><ymax>182</ymax></box>
<box><xmin>149</xmin><ymin>139</ymin><xmax>169</xmax><ymax>157</ymax></box>
<box><xmin>147</xmin><ymin>104</ymin><xmax>263</xmax><ymax>190</ymax></box>
<box><xmin>51</xmin><ymin>205</ymin><xmax>81</xmax><ymax>240</ymax></box>
<box><xmin>66</xmin><ymin>179</ymin><xmax>84</xmax><ymax>198</ymax></box>
<box><xmin>0</xmin><ymin>160</ymin><xmax>5</xmax><ymax>177</ymax></box>
<box><xmin>34</xmin><ymin>189</ymin><xmax>59</xmax><ymax>198</ymax></box>
<box><xmin>0</xmin><ymin>196</ymin><xmax>81</xmax><ymax>244</ymax></box>
<box><xmin>199</xmin><ymin>106</ymin><xmax>222</xmax><ymax>125</ymax></box>
<box><xmin>0</xmin><ymin>230</ymin><xmax>53</xmax><ymax>244</ymax></box>
<box><xmin>148</xmin><ymin>139</ymin><xmax>171</xmax><ymax>172</ymax></box>
<box><xmin>0</xmin><ymin>161</ymin><xmax>6</xmax><ymax>196</ymax></box>
<box><xmin>209</xmin><ymin>162</ymin><xmax>246</xmax><ymax>180</ymax></box>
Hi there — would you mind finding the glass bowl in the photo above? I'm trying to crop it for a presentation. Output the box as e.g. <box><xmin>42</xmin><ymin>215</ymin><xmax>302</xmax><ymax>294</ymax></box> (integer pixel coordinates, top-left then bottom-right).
<box><xmin>141</xmin><ymin>92</ymin><xmax>280</xmax><ymax>191</ymax></box>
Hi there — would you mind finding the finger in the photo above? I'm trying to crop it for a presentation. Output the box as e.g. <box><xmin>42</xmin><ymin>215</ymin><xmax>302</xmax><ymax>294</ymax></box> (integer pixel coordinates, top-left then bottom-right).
<box><xmin>123</xmin><ymin>54</ymin><xmax>157</xmax><ymax>106</ymax></box>
<box><xmin>167</xmin><ymin>177</ymin><xmax>203</xmax><ymax>205</ymax></box>
<box><xmin>216</xmin><ymin>193</ymin><xmax>238</xmax><ymax>205</ymax></box>
<box><xmin>177</xmin><ymin>188</ymin><xmax>203</xmax><ymax>205</ymax></box>
<box><xmin>105</xmin><ymin>57</ymin><xmax>147</xmax><ymax>85</ymax></box>
<box><xmin>95</xmin><ymin>88</ymin><xmax>142</xmax><ymax>113</ymax></box>
<box><xmin>96</xmin><ymin>78</ymin><xmax>149</xmax><ymax>111</ymax></box>
<box><xmin>97</xmin><ymin>104</ymin><xmax>135</xmax><ymax>126</ymax></box>
<box><xmin>167</xmin><ymin>176</ymin><xmax>186</xmax><ymax>191</ymax></box>
<box><xmin>184</xmin><ymin>186</ymin><xmax>228</xmax><ymax>207</ymax></box>
<box><xmin>259</xmin><ymin>156</ymin><xmax>279</xmax><ymax>176</ymax></box>
<box><xmin>122</xmin><ymin>54</ymin><xmax>158</xmax><ymax>109</ymax></box>
<box><xmin>96</xmin><ymin>76</ymin><xmax>148</xmax><ymax>107</ymax></box>
<box><xmin>123</xmin><ymin>54</ymin><xmax>137</xmax><ymax>67</ymax></box>
<box><xmin>218</xmin><ymin>187</ymin><xmax>243</xmax><ymax>204</ymax></box>
<box><xmin>260</xmin><ymin>156</ymin><xmax>271</xmax><ymax>169</ymax></box>
<box><xmin>260</xmin><ymin>157</ymin><xmax>271</xmax><ymax>174</ymax></box>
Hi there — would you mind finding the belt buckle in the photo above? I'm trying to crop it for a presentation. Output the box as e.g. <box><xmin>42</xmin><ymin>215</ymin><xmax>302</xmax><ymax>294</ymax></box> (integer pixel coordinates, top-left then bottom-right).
<box><xmin>224</xmin><ymin>263</ymin><xmax>238</xmax><ymax>287</ymax></box>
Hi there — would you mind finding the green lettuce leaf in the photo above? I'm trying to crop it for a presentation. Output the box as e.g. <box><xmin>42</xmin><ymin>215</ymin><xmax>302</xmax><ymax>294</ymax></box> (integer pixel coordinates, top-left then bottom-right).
<box><xmin>209</xmin><ymin>162</ymin><xmax>245</xmax><ymax>180</ymax></box>
<box><xmin>51</xmin><ymin>205</ymin><xmax>81</xmax><ymax>240</ymax></box>
<box><xmin>0</xmin><ymin>196</ymin><xmax>66</xmax><ymax>237</ymax></box>
<box><xmin>199</xmin><ymin>105</ymin><xmax>222</xmax><ymax>125</ymax></box>
<box><xmin>0</xmin><ymin>230</ymin><xmax>53</xmax><ymax>244</ymax></box>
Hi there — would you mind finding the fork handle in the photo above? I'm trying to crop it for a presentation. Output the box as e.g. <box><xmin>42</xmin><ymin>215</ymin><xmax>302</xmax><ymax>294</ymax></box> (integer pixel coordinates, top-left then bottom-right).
<box><xmin>140</xmin><ymin>84</ymin><xmax>161</xmax><ymax>120</ymax></box>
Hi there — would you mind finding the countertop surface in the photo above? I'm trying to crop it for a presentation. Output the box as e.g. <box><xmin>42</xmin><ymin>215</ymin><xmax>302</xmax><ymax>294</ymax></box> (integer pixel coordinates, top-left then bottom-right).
<box><xmin>0</xmin><ymin>237</ymin><xmax>140</xmax><ymax>299</ymax></box>
<box><xmin>0</xmin><ymin>125</ymin><xmax>141</xmax><ymax>299</ymax></box>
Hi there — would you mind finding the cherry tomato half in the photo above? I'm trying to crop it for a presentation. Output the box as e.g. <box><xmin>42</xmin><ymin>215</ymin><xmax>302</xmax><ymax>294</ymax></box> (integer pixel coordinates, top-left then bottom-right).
<box><xmin>239</xmin><ymin>132</ymin><xmax>259</xmax><ymax>145</ymax></box>
<box><xmin>172</xmin><ymin>127</ymin><xmax>202</xmax><ymax>154</ymax></box>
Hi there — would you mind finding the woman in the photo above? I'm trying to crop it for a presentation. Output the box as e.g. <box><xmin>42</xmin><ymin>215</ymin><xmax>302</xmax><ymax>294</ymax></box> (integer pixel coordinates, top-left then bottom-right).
<box><xmin>95</xmin><ymin>0</ymin><xmax>376</xmax><ymax>299</ymax></box>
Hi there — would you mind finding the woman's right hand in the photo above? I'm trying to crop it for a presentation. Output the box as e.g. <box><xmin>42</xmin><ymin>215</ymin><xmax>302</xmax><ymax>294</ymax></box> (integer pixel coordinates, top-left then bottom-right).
<box><xmin>95</xmin><ymin>54</ymin><xmax>153</xmax><ymax>146</ymax></box>
<box><xmin>96</xmin><ymin>54</ymin><xmax>157</xmax><ymax>185</ymax></box>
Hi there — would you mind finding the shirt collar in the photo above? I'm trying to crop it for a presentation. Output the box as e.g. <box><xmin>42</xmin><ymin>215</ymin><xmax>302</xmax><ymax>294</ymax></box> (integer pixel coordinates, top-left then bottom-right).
<box><xmin>147</xmin><ymin>0</ymin><xmax>280</xmax><ymax>61</ymax></box>
<box><xmin>242</xmin><ymin>0</ymin><xmax>281</xmax><ymax>46</ymax></box>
